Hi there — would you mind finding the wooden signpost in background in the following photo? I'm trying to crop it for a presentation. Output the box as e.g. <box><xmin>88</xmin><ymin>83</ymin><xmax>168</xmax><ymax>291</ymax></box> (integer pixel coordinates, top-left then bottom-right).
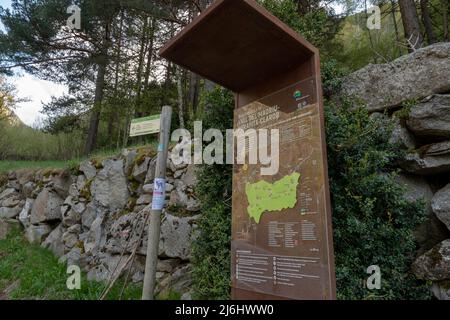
<box><xmin>129</xmin><ymin>114</ymin><xmax>161</xmax><ymax>137</ymax></box>
<box><xmin>160</xmin><ymin>0</ymin><xmax>336</xmax><ymax>300</ymax></box>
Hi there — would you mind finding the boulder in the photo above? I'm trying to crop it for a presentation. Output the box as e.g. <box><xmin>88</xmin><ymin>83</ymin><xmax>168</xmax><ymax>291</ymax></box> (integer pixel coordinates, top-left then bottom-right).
<box><xmin>432</xmin><ymin>184</ymin><xmax>450</xmax><ymax>231</ymax></box>
<box><xmin>413</xmin><ymin>240</ymin><xmax>450</xmax><ymax>281</ymax></box>
<box><xmin>15</xmin><ymin>169</ymin><xmax>35</xmax><ymax>186</ymax></box>
<box><xmin>2</xmin><ymin>197</ymin><xmax>21</xmax><ymax>208</ymax></box>
<box><xmin>25</xmin><ymin>224</ymin><xmax>52</xmax><ymax>244</ymax></box>
<box><xmin>156</xmin><ymin>264</ymin><xmax>192</xmax><ymax>297</ymax></box>
<box><xmin>169</xmin><ymin>188</ymin><xmax>200</xmax><ymax>212</ymax></box>
<box><xmin>6</xmin><ymin>180</ymin><xmax>21</xmax><ymax>191</ymax></box>
<box><xmin>18</xmin><ymin>198</ymin><xmax>34</xmax><ymax>228</ymax></box>
<box><xmin>59</xmin><ymin>247</ymin><xmax>86</xmax><ymax>268</ymax></box>
<box><xmin>160</xmin><ymin>214</ymin><xmax>200</xmax><ymax>260</ymax></box>
<box><xmin>22</xmin><ymin>182</ymin><xmax>36</xmax><ymax>199</ymax></box>
<box><xmin>182</xmin><ymin>165</ymin><xmax>198</xmax><ymax>188</ymax></box>
<box><xmin>1</xmin><ymin>194</ymin><xmax>21</xmax><ymax>208</ymax></box>
<box><xmin>83</xmin><ymin>214</ymin><xmax>106</xmax><ymax>255</ymax></box>
<box><xmin>62</xmin><ymin>225</ymin><xmax>81</xmax><ymax>250</ymax></box>
<box><xmin>431</xmin><ymin>281</ymin><xmax>450</xmax><ymax>300</ymax></box>
<box><xmin>396</xmin><ymin>175</ymin><xmax>450</xmax><ymax>252</ymax></box>
<box><xmin>42</xmin><ymin>224</ymin><xmax>65</xmax><ymax>257</ymax></box>
<box><xmin>91</xmin><ymin>159</ymin><xmax>129</xmax><ymax>212</ymax></box>
<box><xmin>389</xmin><ymin>120</ymin><xmax>416</xmax><ymax>150</ymax></box>
<box><xmin>402</xmin><ymin>141</ymin><xmax>450</xmax><ymax>175</ymax></box>
<box><xmin>0</xmin><ymin>206</ymin><xmax>22</xmax><ymax>219</ymax></box>
<box><xmin>136</xmin><ymin>194</ymin><xmax>152</xmax><ymax>206</ymax></box>
<box><xmin>30</xmin><ymin>188</ymin><xmax>64</xmax><ymax>224</ymax></box>
<box><xmin>142</xmin><ymin>184</ymin><xmax>154</xmax><ymax>194</ymax></box>
<box><xmin>157</xmin><ymin>259</ymin><xmax>181</xmax><ymax>273</ymax></box>
<box><xmin>81</xmin><ymin>202</ymin><xmax>101</xmax><ymax>229</ymax></box>
<box><xmin>87</xmin><ymin>253</ymin><xmax>143</xmax><ymax>282</ymax></box>
<box><xmin>122</xmin><ymin>148</ymin><xmax>138</xmax><ymax>175</ymax></box>
<box><xmin>396</xmin><ymin>174</ymin><xmax>434</xmax><ymax>213</ymax></box>
<box><xmin>79</xmin><ymin>161</ymin><xmax>97</xmax><ymax>180</ymax></box>
<box><xmin>0</xmin><ymin>188</ymin><xmax>18</xmax><ymax>201</ymax></box>
<box><xmin>144</xmin><ymin>158</ymin><xmax>157</xmax><ymax>184</ymax></box>
<box><xmin>339</xmin><ymin>43</ymin><xmax>450</xmax><ymax>112</ymax></box>
<box><xmin>104</xmin><ymin>211</ymin><xmax>147</xmax><ymax>255</ymax></box>
<box><xmin>406</xmin><ymin>94</ymin><xmax>450</xmax><ymax>139</ymax></box>
<box><xmin>49</xmin><ymin>171</ymin><xmax>73</xmax><ymax>198</ymax></box>
<box><xmin>132</xmin><ymin>156</ymin><xmax>151</xmax><ymax>183</ymax></box>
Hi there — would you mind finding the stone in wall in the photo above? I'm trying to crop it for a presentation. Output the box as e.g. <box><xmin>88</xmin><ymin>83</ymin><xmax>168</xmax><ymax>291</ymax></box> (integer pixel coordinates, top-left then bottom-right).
<box><xmin>396</xmin><ymin>174</ymin><xmax>449</xmax><ymax>253</ymax></box>
<box><xmin>339</xmin><ymin>43</ymin><xmax>450</xmax><ymax>112</ymax></box>
<box><xmin>413</xmin><ymin>240</ymin><xmax>450</xmax><ymax>283</ymax></box>
<box><xmin>406</xmin><ymin>94</ymin><xmax>450</xmax><ymax>139</ymax></box>
<box><xmin>432</xmin><ymin>184</ymin><xmax>450</xmax><ymax>231</ymax></box>
<box><xmin>30</xmin><ymin>188</ymin><xmax>64</xmax><ymax>224</ymax></box>
<box><xmin>402</xmin><ymin>141</ymin><xmax>450</xmax><ymax>175</ymax></box>
<box><xmin>90</xmin><ymin>159</ymin><xmax>129</xmax><ymax>212</ymax></box>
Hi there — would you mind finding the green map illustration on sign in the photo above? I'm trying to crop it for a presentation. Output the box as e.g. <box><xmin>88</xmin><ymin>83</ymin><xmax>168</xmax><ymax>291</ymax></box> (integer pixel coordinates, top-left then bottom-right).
<box><xmin>245</xmin><ymin>172</ymin><xmax>301</xmax><ymax>223</ymax></box>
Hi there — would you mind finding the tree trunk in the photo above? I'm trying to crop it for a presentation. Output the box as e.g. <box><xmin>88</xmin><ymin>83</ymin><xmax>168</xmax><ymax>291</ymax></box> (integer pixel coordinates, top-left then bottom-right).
<box><xmin>364</xmin><ymin>0</ymin><xmax>377</xmax><ymax>63</ymax></box>
<box><xmin>84</xmin><ymin>23</ymin><xmax>110</xmax><ymax>155</ymax></box>
<box><xmin>188</xmin><ymin>71</ymin><xmax>200</xmax><ymax>116</ymax></box>
<box><xmin>296</xmin><ymin>0</ymin><xmax>311</xmax><ymax>15</ymax></box>
<box><xmin>203</xmin><ymin>79</ymin><xmax>216</xmax><ymax>115</ymax></box>
<box><xmin>398</xmin><ymin>0</ymin><xmax>424</xmax><ymax>51</ymax></box>
<box><xmin>108</xmin><ymin>11</ymin><xmax>124</xmax><ymax>144</ymax></box>
<box><xmin>84</xmin><ymin>59</ymin><xmax>107</xmax><ymax>155</ymax></box>
<box><xmin>443</xmin><ymin>0</ymin><xmax>449</xmax><ymax>41</ymax></box>
<box><xmin>177</xmin><ymin>67</ymin><xmax>185</xmax><ymax>129</ymax></box>
<box><xmin>144</xmin><ymin>18</ymin><xmax>156</xmax><ymax>91</ymax></box>
<box><xmin>420</xmin><ymin>0</ymin><xmax>436</xmax><ymax>44</ymax></box>
<box><xmin>134</xmin><ymin>16</ymin><xmax>149</xmax><ymax>118</ymax></box>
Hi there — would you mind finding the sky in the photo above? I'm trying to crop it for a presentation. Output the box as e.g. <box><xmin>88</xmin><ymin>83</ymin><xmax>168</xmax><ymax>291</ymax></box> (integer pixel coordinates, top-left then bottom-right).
<box><xmin>0</xmin><ymin>0</ymin><xmax>346</xmax><ymax>127</ymax></box>
<box><xmin>0</xmin><ymin>0</ymin><xmax>69</xmax><ymax>126</ymax></box>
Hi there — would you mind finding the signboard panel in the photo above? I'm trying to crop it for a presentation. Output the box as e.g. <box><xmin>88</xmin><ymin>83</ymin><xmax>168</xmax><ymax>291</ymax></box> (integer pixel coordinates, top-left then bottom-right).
<box><xmin>159</xmin><ymin>0</ymin><xmax>336</xmax><ymax>301</ymax></box>
<box><xmin>130</xmin><ymin>115</ymin><xmax>161</xmax><ymax>137</ymax></box>
<box><xmin>231</xmin><ymin>77</ymin><xmax>335</xmax><ymax>300</ymax></box>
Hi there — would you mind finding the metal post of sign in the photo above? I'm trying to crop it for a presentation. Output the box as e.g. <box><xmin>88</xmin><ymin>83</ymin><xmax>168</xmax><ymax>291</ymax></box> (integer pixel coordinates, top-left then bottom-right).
<box><xmin>142</xmin><ymin>105</ymin><xmax>172</xmax><ymax>300</ymax></box>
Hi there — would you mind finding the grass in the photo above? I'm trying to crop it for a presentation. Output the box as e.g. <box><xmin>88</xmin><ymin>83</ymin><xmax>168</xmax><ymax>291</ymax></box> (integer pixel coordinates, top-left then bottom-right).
<box><xmin>0</xmin><ymin>224</ymin><xmax>142</xmax><ymax>300</ymax></box>
<box><xmin>0</xmin><ymin>160</ymin><xmax>69</xmax><ymax>173</ymax></box>
<box><xmin>0</xmin><ymin>142</ymin><xmax>160</xmax><ymax>174</ymax></box>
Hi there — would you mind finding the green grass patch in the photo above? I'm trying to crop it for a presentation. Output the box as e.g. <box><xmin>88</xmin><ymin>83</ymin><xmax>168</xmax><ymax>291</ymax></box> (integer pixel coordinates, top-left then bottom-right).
<box><xmin>0</xmin><ymin>160</ymin><xmax>69</xmax><ymax>173</ymax></box>
<box><xmin>0</xmin><ymin>224</ymin><xmax>142</xmax><ymax>300</ymax></box>
<box><xmin>0</xmin><ymin>142</ymin><xmax>160</xmax><ymax>174</ymax></box>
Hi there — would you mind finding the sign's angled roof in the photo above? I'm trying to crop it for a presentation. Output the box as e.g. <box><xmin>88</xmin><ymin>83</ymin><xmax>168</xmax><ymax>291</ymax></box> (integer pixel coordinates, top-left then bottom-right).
<box><xmin>159</xmin><ymin>0</ymin><xmax>316</xmax><ymax>92</ymax></box>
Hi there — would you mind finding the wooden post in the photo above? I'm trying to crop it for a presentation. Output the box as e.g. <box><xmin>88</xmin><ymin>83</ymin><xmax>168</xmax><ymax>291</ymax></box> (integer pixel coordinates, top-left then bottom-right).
<box><xmin>142</xmin><ymin>106</ymin><xmax>172</xmax><ymax>300</ymax></box>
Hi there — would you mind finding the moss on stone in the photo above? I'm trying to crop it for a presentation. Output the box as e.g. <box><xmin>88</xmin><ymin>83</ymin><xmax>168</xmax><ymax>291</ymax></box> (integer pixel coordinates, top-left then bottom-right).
<box><xmin>0</xmin><ymin>173</ymin><xmax>7</xmax><ymax>187</ymax></box>
<box><xmin>427</xmin><ymin>243</ymin><xmax>443</xmax><ymax>269</ymax></box>
<box><xmin>80</xmin><ymin>178</ymin><xmax>93</xmax><ymax>201</ymax></box>
<box><xmin>167</xmin><ymin>204</ymin><xmax>192</xmax><ymax>217</ymax></box>
<box><xmin>126</xmin><ymin>197</ymin><xmax>137</xmax><ymax>212</ymax></box>
<box><xmin>75</xmin><ymin>241</ymin><xmax>85</xmax><ymax>254</ymax></box>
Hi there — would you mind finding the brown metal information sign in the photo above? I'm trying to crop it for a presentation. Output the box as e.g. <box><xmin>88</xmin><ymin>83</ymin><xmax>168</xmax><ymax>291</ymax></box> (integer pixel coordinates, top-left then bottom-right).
<box><xmin>231</xmin><ymin>77</ymin><xmax>335</xmax><ymax>300</ymax></box>
<box><xmin>159</xmin><ymin>0</ymin><xmax>336</xmax><ymax>300</ymax></box>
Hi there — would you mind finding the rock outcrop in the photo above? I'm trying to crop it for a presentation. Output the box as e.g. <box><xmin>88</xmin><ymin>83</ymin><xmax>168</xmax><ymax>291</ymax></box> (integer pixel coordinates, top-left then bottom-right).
<box><xmin>340</xmin><ymin>42</ymin><xmax>450</xmax><ymax>112</ymax></box>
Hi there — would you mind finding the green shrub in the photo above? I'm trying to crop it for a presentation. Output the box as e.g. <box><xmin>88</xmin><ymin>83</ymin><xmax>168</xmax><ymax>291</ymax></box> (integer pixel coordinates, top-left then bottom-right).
<box><xmin>192</xmin><ymin>87</ymin><xmax>234</xmax><ymax>300</ymax></box>
<box><xmin>325</xmin><ymin>98</ymin><xmax>430</xmax><ymax>299</ymax></box>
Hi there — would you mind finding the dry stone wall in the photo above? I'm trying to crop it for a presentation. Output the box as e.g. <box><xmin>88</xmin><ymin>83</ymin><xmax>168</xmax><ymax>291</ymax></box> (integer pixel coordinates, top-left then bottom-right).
<box><xmin>339</xmin><ymin>42</ymin><xmax>450</xmax><ymax>300</ymax></box>
<box><xmin>0</xmin><ymin>149</ymin><xmax>200</xmax><ymax>299</ymax></box>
